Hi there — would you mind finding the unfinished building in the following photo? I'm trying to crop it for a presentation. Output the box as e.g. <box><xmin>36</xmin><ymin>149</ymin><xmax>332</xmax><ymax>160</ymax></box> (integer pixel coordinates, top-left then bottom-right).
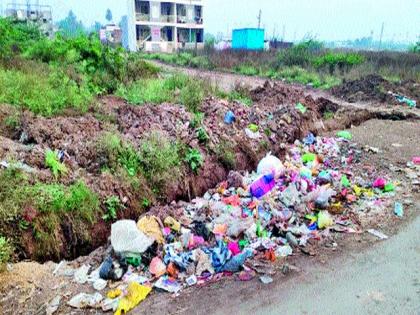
<box><xmin>129</xmin><ymin>0</ymin><xmax>204</xmax><ymax>52</ymax></box>
<box><xmin>5</xmin><ymin>1</ymin><xmax>54</xmax><ymax>37</ymax></box>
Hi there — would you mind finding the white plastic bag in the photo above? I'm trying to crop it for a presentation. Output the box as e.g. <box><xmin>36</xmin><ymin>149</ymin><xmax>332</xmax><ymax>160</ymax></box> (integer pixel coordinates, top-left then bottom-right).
<box><xmin>111</xmin><ymin>220</ymin><xmax>153</xmax><ymax>254</ymax></box>
<box><xmin>257</xmin><ymin>153</ymin><xmax>284</xmax><ymax>176</ymax></box>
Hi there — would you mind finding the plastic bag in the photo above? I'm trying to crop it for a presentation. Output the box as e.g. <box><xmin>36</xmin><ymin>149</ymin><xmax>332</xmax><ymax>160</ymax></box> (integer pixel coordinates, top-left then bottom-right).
<box><xmin>137</xmin><ymin>216</ymin><xmax>164</xmax><ymax>244</ymax></box>
<box><xmin>115</xmin><ymin>282</ymin><xmax>151</xmax><ymax>315</ymax></box>
<box><xmin>67</xmin><ymin>292</ymin><xmax>103</xmax><ymax>309</ymax></box>
<box><xmin>317</xmin><ymin>211</ymin><xmax>333</xmax><ymax>229</ymax></box>
<box><xmin>257</xmin><ymin>154</ymin><xmax>284</xmax><ymax>176</ymax></box>
<box><xmin>250</xmin><ymin>173</ymin><xmax>275</xmax><ymax>199</ymax></box>
<box><xmin>111</xmin><ymin>220</ymin><xmax>153</xmax><ymax>254</ymax></box>
<box><xmin>222</xmin><ymin>249</ymin><xmax>253</xmax><ymax>272</ymax></box>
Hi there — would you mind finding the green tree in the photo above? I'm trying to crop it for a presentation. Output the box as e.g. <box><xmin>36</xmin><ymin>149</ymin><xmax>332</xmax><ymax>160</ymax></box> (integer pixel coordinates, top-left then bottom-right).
<box><xmin>106</xmin><ymin>9</ymin><xmax>113</xmax><ymax>23</ymax></box>
<box><xmin>56</xmin><ymin>10</ymin><xmax>85</xmax><ymax>37</ymax></box>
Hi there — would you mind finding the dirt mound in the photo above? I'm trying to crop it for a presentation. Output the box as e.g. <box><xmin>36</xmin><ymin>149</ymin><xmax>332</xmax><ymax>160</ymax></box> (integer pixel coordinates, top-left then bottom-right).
<box><xmin>332</xmin><ymin>75</ymin><xmax>420</xmax><ymax>105</ymax></box>
<box><xmin>0</xmin><ymin>83</ymin><xmax>339</xmax><ymax>262</ymax></box>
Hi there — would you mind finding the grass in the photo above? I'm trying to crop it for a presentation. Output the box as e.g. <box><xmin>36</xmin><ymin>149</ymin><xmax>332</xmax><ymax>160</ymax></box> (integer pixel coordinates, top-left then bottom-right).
<box><xmin>140</xmin><ymin>41</ymin><xmax>420</xmax><ymax>86</ymax></box>
<box><xmin>117</xmin><ymin>73</ymin><xmax>205</xmax><ymax>112</ymax></box>
<box><xmin>215</xmin><ymin>140</ymin><xmax>236</xmax><ymax>169</ymax></box>
<box><xmin>103</xmin><ymin>196</ymin><xmax>124</xmax><ymax>222</ymax></box>
<box><xmin>0</xmin><ymin>167</ymin><xmax>100</xmax><ymax>260</ymax></box>
<box><xmin>0</xmin><ymin>66</ymin><xmax>92</xmax><ymax>116</ymax></box>
<box><xmin>138</xmin><ymin>131</ymin><xmax>182</xmax><ymax>194</ymax></box>
<box><xmin>97</xmin><ymin>132</ymin><xmax>141</xmax><ymax>177</ymax></box>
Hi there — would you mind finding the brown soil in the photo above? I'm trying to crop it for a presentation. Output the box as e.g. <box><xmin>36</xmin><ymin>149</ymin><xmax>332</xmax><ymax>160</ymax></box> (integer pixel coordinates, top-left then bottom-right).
<box><xmin>331</xmin><ymin>74</ymin><xmax>420</xmax><ymax>105</ymax></box>
<box><xmin>0</xmin><ymin>82</ymin><xmax>340</xmax><ymax>262</ymax></box>
<box><xmin>0</xmin><ymin>118</ymin><xmax>418</xmax><ymax>315</ymax></box>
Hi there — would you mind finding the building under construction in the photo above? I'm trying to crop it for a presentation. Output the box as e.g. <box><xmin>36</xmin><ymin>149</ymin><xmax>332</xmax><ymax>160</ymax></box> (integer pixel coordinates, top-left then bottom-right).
<box><xmin>5</xmin><ymin>1</ymin><xmax>54</xmax><ymax>37</ymax></box>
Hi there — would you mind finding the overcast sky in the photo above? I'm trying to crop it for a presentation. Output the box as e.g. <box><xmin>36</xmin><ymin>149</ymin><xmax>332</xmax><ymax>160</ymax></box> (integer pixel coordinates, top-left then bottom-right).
<box><xmin>5</xmin><ymin>0</ymin><xmax>419</xmax><ymax>42</ymax></box>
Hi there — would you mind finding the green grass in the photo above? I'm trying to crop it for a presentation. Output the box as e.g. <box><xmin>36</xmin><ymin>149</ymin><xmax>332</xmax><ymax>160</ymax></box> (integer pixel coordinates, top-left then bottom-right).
<box><xmin>0</xmin><ymin>67</ymin><xmax>92</xmax><ymax>116</ymax></box>
<box><xmin>138</xmin><ymin>132</ymin><xmax>182</xmax><ymax>193</ymax></box>
<box><xmin>275</xmin><ymin>66</ymin><xmax>341</xmax><ymax>89</ymax></box>
<box><xmin>0</xmin><ymin>167</ymin><xmax>100</xmax><ymax>259</ymax></box>
<box><xmin>97</xmin><ymin>132</ymin><xmax>141</xmax><ymax>177</ymax></box>
<box><xmin>117</xmin><ymin>73</ymin><xmax>205</xmax><ymax>113</ymax></box>
<box><xmin>103</xmin><ymin>195</ymin><xmax>124</xmax><ymax>222</ymax></box>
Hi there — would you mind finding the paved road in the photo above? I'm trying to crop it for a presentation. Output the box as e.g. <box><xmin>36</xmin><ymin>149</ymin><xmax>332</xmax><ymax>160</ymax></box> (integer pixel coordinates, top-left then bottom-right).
<box><xmin>230</xmin><ymin>214</ymin><xmax>420</xmax><ymax>315</ymax></box>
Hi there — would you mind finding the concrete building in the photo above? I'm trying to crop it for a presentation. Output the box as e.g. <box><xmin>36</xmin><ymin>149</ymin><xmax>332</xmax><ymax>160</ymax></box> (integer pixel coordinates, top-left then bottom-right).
<box><xmin>126</xmin><ymin>0</ymin><xmax>204</xmax><ymax>52</ymax></box>
<box><xmin>5</xmin><ymin>2</ymin><xmax>54</xmax><ymax>37</ymax></box>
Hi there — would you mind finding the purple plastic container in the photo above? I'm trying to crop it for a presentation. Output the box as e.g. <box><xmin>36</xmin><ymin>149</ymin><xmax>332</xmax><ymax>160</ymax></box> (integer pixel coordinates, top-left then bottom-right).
<box><xmin>250</xmin><ymin>172</ymin><xmax>275</xmax><ymax>199</ymax></box>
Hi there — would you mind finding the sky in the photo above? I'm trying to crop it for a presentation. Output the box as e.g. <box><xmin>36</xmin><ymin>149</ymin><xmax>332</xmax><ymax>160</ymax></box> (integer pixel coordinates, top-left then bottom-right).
<box><xmin>4</xmin><ymin>0</ymin><xmax>419</xmax><ymax>42</ymax></box>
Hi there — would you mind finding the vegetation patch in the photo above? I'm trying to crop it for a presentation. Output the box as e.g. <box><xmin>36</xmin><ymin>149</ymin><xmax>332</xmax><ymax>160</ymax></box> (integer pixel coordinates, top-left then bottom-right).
<box><xmin>138</xmin><ymin>132</ymin><xmax>182</xmax><ymax>195</ymax></box>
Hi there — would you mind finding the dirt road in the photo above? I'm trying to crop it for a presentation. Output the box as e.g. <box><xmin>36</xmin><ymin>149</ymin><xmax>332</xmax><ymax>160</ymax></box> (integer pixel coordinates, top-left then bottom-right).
<box><xmin>155</xmin><ymin>61</ymin><xmax>420</xmax><ymax>121</ymax></box>
<box><xmin>132</xmin><ymin>119</ymin><xmax>420</xmax><ymax>315</ymax></box>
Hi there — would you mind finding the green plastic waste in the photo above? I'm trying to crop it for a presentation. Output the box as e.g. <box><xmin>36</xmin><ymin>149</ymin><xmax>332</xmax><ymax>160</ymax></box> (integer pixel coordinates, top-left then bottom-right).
<box><xmin>302</xmin><ymin>153</ymin><xmax>316</xmax><ymax>163</ymax></box>
<box><xmin>238</xmin><ymin>239</ymin><xmax>249</xmax><ymax>250</ymax></box>
<box><xmin>248</xmin><ymin>123</ymin><xmax>259</xmax><ymax>132</ymax></box>
<box><xmin>336</xmin><ymin>131</ymin><xmax>352</xmax><ymax>140</ymax></box>
<box><xmin>383</xmin><ymin>183</ymin><xmax>395</xmax><ymax>192</ymax></box>
<box><xmin>341</xmin><ymin>175</ymin><xmax>351</xmax><ymax>188</ymax></box>
<box><xmin>125</xmin><ymin>254</ymin><xmax>142</xmax><ymax>267</ymax></box>
<box><xmin>295</xmin><ymin>103</ymin><xmax>307</xmax><ymax>114</ymax></box>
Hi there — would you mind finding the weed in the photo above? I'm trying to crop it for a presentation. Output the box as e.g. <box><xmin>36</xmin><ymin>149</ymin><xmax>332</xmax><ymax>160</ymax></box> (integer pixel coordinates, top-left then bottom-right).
<box><xmin>0</xmin><ymin>67</ymin><xmax>92</xmax><ymax>116</ymax></box>
<box><xmin>185</xmin><ymin>148</ymin><xmax>204</xmax><ymax>174</ymax></box>
<box><xmin>179</xmin><ymin>80</ymin><xmax>204</xmax><ymax>113</ymax></box>
<box><xmin>190</xmin><ymin>112</ymin><xmax>204</xmax><ymax>129</ymax></box>
<box><xmin>3</xmin><ymin>112</ymin><xmax>20</xmax><ymax>129</ymax></box>
<box><xmin>0</xmin><ymin>236</ymin><xmax>13</xmax><ymax>268</ymax></box>
<box><xmin>118</xmin><ymin>144</ymin><xmax>141</xmax><ymax>177</ymax></box>
<box><xmin>45</xmin><ymin>149</ymin><xmax>67</xmax><ymax>179</ymax></box>
<box><xmin>97</xmin><ymin>132</ymin><xmax>141</xmax><ymax>177</ymax></box>
<box><xmin>142</xmin><ymin>198</ymin><xmax>151</xmax><ymax>208</ymax></box>
<box><xmin>196</xmin><ymin>127</ymin><xmax>209</xmax><ymax>143</ymax></box>
<box><xmin>215</xmin><ymin>141</ymin><xmax>236</xmax><ymax>169</ymax></box>
<box><xmin>323</xmin><ymin>111</ymin><xmax>335</xmax><ymax>120</ymax></box>
<box><xmin>138</xmin><ymin>132</ymin><xmax>181</xmax><ymax>193</ymax></box>
<box><xmin>234</xmin><ymin>64</ymin><xmax>259</xmax><ymax>76</ymax></box>
<box><xmin>103</xmin><ymin>196</ymin><xmax>124</xmax><ymax>222</ymax></box>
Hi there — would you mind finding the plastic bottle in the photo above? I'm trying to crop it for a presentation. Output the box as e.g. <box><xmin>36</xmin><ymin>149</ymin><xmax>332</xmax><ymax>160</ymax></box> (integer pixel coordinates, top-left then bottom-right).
<box><xmin>250</xmin><ymin>172</ymin><xmax>275</xmax><ymax>199</ymax></box>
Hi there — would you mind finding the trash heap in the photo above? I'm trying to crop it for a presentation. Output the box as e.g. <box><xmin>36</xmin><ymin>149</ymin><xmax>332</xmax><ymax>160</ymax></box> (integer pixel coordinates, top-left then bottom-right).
<box><xmin>66</xmin><ymin>132</ymin><xmax>398</xmax><ymax>314</ymax></box>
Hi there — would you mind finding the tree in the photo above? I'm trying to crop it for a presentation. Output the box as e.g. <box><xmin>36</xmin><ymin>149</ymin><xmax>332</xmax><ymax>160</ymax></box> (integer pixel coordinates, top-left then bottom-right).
<box><xmin>56</xmin><ymin>10</ymin><xmax>85</xmax><ymax>37</ymax></box>
<box><xmin>106</xmin><ymin>9</ymin><xmax>113</xmax><ymax>23</ymax></box>
<box><xmin>93</xmin><ymin>21</ymin><xmax>102</xmax><ymax>32</ymax></box>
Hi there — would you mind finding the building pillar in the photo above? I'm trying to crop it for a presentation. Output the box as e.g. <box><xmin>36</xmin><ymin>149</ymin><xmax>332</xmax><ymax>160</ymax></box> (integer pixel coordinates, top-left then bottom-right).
<box><xmin>125</xmin><ymin>0</ymin><xmax>137</xmax><ymax>51</ymax></box>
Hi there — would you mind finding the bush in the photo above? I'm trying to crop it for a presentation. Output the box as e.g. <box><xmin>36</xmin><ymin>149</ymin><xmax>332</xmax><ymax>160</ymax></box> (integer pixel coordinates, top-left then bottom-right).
<box><xmin>138</xmin><ymin>132</ymin><xmax>181</xmax><ymax>193</ymax></box>
<box><xmin>278</xmin><ymin>40</ymin><xmax>324</xmax><ymax>67</ymax></box>
<box><xmin>0</xmin><ymin>18</ymin><xmax>43</xmax><ymax>59</ymax></box>
<box><xmin>0</xmin><ymin>236</ymin><xmax>13</xmax><ymax>268</ymax></box>
<box><xmin>185</xmin><ymin>148</ymin><xmax>204</xmax><ymax>174</ymax></box>
<box><xmin>313</xmin><ymin>52</ymin><xmax>365</xmax><ymax>74</ymax></box>
<box><xmin>103</xmin><ymin>196</ymin><xmax>124</xmax><ymax>222</ymax></box>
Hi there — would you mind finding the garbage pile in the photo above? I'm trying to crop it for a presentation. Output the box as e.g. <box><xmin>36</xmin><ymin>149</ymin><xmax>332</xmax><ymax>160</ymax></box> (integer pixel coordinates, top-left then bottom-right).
<box><xmin>63</xmin><ymin>132</ymin><xmax>398</xmax><ymax>313</ymax></box>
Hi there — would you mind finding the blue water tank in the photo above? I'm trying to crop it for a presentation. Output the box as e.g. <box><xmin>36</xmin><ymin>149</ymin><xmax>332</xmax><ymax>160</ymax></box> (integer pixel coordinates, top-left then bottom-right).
<box><xmin>232</xmin><ymin>28</ymin><xmax>265</xmax><ymax>50</ymax></box>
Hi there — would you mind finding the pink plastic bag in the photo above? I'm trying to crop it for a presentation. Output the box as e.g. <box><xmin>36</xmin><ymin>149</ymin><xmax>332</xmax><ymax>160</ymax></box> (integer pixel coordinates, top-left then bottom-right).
<box><xmin>413</xmin><ymin>157</ymin><xmax>420</xmax><ymax>165</ymax></box>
